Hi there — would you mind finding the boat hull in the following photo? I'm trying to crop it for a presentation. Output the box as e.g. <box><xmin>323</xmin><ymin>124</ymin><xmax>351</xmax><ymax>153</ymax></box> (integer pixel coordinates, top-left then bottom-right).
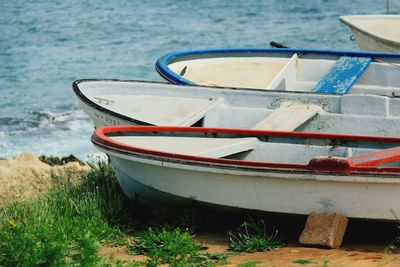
<box><xmin>102</xmin><ymin>149</ymin><xmax>400</xmax><ymax>221</ymax></box>
<box><xmin>91</xmin><ymin>125</ymin><xmax>400</xmax><ymax>221</ymax></box>
<box><xmin>77</xmin><ymin>98</ymin><xmax>132</xmax><ymax>128</ymax></box>
<box><xmin>348</xmin><ymin>26</ymin><xmax>400</xmax><ymax>52</ymax></box>
<box><xmin>340</xmin><ymin>15</ymin><xmax>400</xmax><ymax>53</ymax></box>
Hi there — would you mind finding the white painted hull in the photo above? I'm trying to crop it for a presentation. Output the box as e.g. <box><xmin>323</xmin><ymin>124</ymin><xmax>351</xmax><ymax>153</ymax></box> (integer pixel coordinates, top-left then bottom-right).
<box><xmin>92</xmin><ymin>126</ymin><xmax>400</xmax><ymax>221</ymax></box>
<box><xmin>73</xmin><ymin>80</ymin><xmax>400</xmax><ymax>136</ymax></box>
<box><xmin>77</xmin><ymin>98</ymin><xmax>132</xmax><ymax>128</ymax></box>
<box><xmin>340</xmin><ymin>15</ymin><xmax>400</xmax><ymax>52</ymax></box>
<box><xmin>349</xmin><ymin>26</ymin><xmax>400</xmax><ymax>52</ymax></box>
<box><xmin>102</xmin><ymin>149</ymin><xmax>400</xmax><ymax>221</ymax></box>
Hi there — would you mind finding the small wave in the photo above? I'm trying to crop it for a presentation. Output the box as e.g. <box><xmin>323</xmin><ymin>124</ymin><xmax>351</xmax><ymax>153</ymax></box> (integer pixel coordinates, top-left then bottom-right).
<box><xmin>0</xmin><ymin>111</ymin><xmax>95</xmax><ymax>160</ymax></box>
<box><xmin>0</xmin><ymin>109</ymin><xmax>91</xmax><ymax>135</ymax></box>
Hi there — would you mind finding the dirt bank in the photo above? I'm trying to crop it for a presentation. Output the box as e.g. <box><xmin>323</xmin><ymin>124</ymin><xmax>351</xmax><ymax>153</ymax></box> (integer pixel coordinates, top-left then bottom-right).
<box><xmin>0</xmin><ymin>152</ymin><xmax>90</xmax><ymax>206</ymax></box>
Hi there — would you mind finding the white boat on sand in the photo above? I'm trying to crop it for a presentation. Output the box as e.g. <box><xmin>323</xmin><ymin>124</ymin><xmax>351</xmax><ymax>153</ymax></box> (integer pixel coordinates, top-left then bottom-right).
<box><xmin>92</xmin><ymin>125</ymin><xmax>400</xmax><ymax>220</ymax></box>
<box><xmin>73</xmin><ymin>79</ymin><xmax>400</xmax><ymax>136</ymax></box>
<box><xmin>340</xmin><ymin>15</ymin><xmax>400</xmax><ymax>52</ymax></box>
<box><xmin>155</xmin><ymin>48</ymin><xmax>400</xmax><ymax>91</ymax></box>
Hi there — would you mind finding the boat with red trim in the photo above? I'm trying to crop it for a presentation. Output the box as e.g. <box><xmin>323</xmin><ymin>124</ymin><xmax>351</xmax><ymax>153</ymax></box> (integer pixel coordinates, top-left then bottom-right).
<box><xmin>92</xmin><ymin>125</ymin><xmax>400</xmax><ymax>220</ymax></box>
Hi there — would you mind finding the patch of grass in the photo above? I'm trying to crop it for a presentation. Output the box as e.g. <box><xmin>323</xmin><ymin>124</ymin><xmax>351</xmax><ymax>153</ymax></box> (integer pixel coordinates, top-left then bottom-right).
<box><xmin>228</xmin><ymin>217</ymin><xmax>284</xmax><ymax>253</ymax></box>
<box><xmin>104</xmin><ymin>256</ymin><xmax>146</xmax><ymax>267</ymax></box>
<box><xmin>134</xmin><ymin>201</ymin><xmax>207</xmax><ymax>234</ymax></box>
<box><xmin>175</xmin><ymin>203</ymin><xmax>204</xmax><ymax>233</ymax></box>
<box><xmin>81</xmin><ymin>161</ymin><xmax>137</xmax><ymax>228</ymax></box>
<box><xmin>237</xmin><ymin>261</ymin><xmax>260</xmax><ymax>267</ymax></box>
<box><xmin>127</xmin><ymin>227</ymin><xmax>227</xmax><ymax>266</ymax></box>
<box><xmin>127</xmin><ymin>227</ymin><xmax>201</xmax><ymax>256</ymax></box>
<box><xmin>385</xmin><ymin>224</ymin><xmax>400</xmax><ymax>254</ymax></box>
<box><xmin>293</xmin><ymin>258</ymin><xmax>316</xmax><ymax>265</ymax></box>
<box><xmin>0</xmin><ymin>161</ymin><xmax>130</xmax><ymax>266</ymax></box>
<box><xmin>190</xmin><ymin>252</ymin><xmax>228</xmax><ymax>266</ymax></box>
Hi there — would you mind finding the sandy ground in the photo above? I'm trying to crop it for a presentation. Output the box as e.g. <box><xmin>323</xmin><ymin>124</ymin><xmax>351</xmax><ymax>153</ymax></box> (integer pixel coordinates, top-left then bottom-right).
<box><xmin>3</xmin><ymin>153</ymin><xmax>400</xmax><ymax>266</ymax></box>
<box><xmin>100</xmin><ymin>232</ymin><xmax>400</xmax><ymax>266</ymax></box>
<box><xmin>197</xmin><ymin>233</ymin><xmax>400</xmax><ymax>267</ymax></box>
<box><xmin>0</xmin><ymin>152</ymin><xmax>89</xmax><ymax>206</ymax></box>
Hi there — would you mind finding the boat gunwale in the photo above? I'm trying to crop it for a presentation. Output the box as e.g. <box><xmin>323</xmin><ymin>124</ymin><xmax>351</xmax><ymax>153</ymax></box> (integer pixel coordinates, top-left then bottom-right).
<box><xmin>92</xmin><ymin>125</ymin><xmax>400</xmax><ymax>176</ymax></box>
<box><xmin>155</xmin><ymin>48</ymin><xmax>400</xmax><ymax>86</ymax></box>
<box><xmin>73</xmin><ymin>79</ymin><xmax>168</xmax><ymax>126</ymax></box>
<box><xmin>339</xmin><ymin>15</ymin><xmax>400</xmax><ymax>46</ymax></box>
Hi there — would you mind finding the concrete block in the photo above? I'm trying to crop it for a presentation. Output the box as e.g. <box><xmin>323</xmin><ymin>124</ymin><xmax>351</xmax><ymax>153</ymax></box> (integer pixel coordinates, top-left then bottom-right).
<box><xmin>299</xmin><ymin>212</ymin><xmax>348</xmax><ymax>248</ymax></box>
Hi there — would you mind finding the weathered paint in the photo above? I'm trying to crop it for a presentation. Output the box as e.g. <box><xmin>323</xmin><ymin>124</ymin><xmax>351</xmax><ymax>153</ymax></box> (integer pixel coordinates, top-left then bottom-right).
<box><xmin>311</xmin><ymin>56</ymin><xmax>371</xmax><ymax>94</ymax></box>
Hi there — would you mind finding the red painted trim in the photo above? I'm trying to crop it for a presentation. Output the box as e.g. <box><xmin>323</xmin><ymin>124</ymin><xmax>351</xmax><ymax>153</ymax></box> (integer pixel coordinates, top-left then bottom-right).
<box><xmin>95</xmin><ymin>125</ymin><xmax>400</xmax><ymax>143</ymax></box>
<box><xmin>307</xmin><ymin>157</ymin><xmax>353</xmax><ymax>169</ymax></box>
<box><xmin>92</xmin><ymin>126</ymin><xmax>400</xmax><ymax>174</ymax></box>
<box><xmin>349</xmin><ymin>146</ymin><xmax>400</xmax><ymax>167</ymax></box>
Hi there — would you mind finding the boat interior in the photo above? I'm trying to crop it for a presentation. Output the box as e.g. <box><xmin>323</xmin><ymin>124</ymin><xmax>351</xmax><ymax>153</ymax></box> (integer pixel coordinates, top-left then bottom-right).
<box><xmin>109</xmin><ymin>131</ymin><xmax>400</xmax><ymax>168</ymax></box>
<box><xmin>167</xmin><ymin>53</ymin><xmax>400</xmax><ymax>93</ymax></box>
<box><xmin>78</xmin><ymin>80</ymin><xmax>400</xmax><ymax>136</ymax></box>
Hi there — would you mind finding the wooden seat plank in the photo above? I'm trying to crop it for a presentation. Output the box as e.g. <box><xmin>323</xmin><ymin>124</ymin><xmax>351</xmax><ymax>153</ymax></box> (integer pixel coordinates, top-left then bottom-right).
<box><xmin>311</xmin><ymin>56</ymin><xmax>371</xmax><ymax>94</ymax></box>
<box><xmin>252</xmin><ymin>101</ymin><xmax>321</xmax><ymax>131</ymax></box>
<box><xmin>110</xmin><ymin>136</ymin><xmax>258</xmax><ymax>158</ymax></box>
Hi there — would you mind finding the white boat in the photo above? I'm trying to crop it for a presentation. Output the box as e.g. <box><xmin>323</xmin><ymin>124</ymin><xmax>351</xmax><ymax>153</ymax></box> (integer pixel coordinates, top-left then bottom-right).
<box><xmin>92</xmin><ymin>125</ymin><xmax>400</xmax><ymax>220</ymax></box>
<box><xmin>155</xmin><ymin>48</ymin><xmax>400</xmax><ymax>91</ymax></box>
<box><xmin>340</xmin><ymin>15</ymin><xmax>400</xmax><ymax>52</ymax></box>
<box><xmin>73</xmin><ymin>79</ymin><xmax>400</xmax><ymax>136</ymax></box>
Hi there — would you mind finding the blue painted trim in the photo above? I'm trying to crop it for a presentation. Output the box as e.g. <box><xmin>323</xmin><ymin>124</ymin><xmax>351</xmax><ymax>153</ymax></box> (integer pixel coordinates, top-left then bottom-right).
<box><xmin>155</xmin><ymin>48</ymin><xmax>400</xmax><ymax>87</ymax></box>
<box><xmin>311</xmin><ymin>56</ymin><xmax>372</xmax><ymax>94</ymax></box>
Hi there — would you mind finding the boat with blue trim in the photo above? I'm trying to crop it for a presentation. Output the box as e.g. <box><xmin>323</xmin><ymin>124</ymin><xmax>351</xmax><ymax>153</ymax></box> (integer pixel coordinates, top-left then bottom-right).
<box><xmin>155</xmin><ymin>48</ymin><xmax>400</xmax><ymax>94</ymax></box>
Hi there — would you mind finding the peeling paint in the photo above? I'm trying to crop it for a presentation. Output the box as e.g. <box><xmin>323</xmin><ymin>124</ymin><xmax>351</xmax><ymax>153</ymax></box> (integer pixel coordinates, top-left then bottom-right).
<box><xmin>312</xmin><ymin>56</ymin><xmax>372</xmax><ymax>94</ymax></box>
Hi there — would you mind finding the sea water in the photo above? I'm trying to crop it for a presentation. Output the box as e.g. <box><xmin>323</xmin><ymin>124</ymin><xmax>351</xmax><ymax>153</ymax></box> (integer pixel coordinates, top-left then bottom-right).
<box><xmin>1</xmin><ymin>0</ymin><xmax>398</xmax><ymax>160</ymax></box>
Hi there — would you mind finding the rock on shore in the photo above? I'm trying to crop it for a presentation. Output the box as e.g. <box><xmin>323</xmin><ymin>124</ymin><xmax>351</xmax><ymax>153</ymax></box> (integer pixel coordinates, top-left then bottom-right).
<box><xmin>0</xmin><ymin>152</ymin><xmax>90</xmax><ymax>206</ymax></box>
